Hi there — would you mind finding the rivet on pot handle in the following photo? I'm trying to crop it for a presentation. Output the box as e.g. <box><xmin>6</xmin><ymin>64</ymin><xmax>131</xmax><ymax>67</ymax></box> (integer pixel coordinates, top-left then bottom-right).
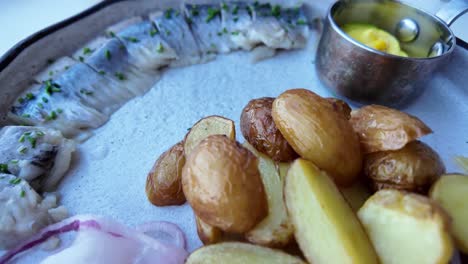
<box><xmin>435</xmin><ymin>0</ymin><xmax>468</xmax><ymax>26</ymax></box>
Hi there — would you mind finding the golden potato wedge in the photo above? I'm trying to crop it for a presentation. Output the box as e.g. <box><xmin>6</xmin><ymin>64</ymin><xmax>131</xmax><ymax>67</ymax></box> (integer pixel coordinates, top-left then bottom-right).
<box><xmin>340</xmin><ymin>179</ymin><xmax>372</xmax><ymax>212</ymax></box>
<box><xmin>350</xmin><ymin>105</ymin><xmax>432</xmax><ymax>153</ymax></box>
<box><xmin>326</xmin><ymin>97</ymin><xmax>352</xmax><ymax>119</ymax></box>
<box><xmin>243</xmin><ymin>142</ymin><xmax>294</xmax><ymax>247</ymax></box>
<box><xmin>184</xmin><ymin>115</ymin><xmax>235</xmax><ymax>157</ymax></box>
<box><xmin>145</xmin><ymin>141</ymin><xmax>186</xmax><ymax>206</ymax></box>
<box><xmin>284</xmin><ymin>159</ymin><xmax>379</xmax><ymax>264</ymax></box>
<box><xmin>430</xmin><ymin>174</ymin><xmax>468</xmax><ymax>253</ymax></box>
<box><xmin>186</xmin><ymin>242</ymin><xmax>306</xmax><ymax>264</ymax></box>
<box><xmin>272</xmin><ymin>89</ymin><xmax>362</xmax><ymax>186</ymax></box>
<box><xmin>358</xmin><ymin>189</ymin><xmax>454</xmax><ymax>264</ymax></box>
<box><xmin>240</xmin><ymin>97</ymin><xmax>298</xmax><ymax>162</ymax></box>
<box><xmin>182</xmin><ymin>135</ymin><xmax>267</xmax><ymax>233</ymax></box>
<box><xmin>364</xmin><ymin>140</ymin><xmax>445</xmax><ymax>194</ymax></box>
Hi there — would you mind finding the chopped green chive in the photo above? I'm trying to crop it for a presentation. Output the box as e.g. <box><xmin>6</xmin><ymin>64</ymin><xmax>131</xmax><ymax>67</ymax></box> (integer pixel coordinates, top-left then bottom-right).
<box><xmin>222</xmin><ymin>3</ymin><xmax>229</xmax><ymax>11</ymax></box>
<box><xmin>165</xmin><ymin>30</ymin><xmax>171</xmax><ymax>36</ymax></box>
<box><xmin>206</xmin><ymin>7</ymin><xmax>220</xmax><ymax>23</ymax></box>
<box><xmin>233</xmin><ymin>17</ymin><xmax>239</xmax><ymax>22</ymax></box>
<box><xmin>18</xmin><ymin>134</ymin><xmax>26</xmax><ymax>143</ymax></box>
<box><xmin>271</xmin><ymin>5</ymin><xmax>281</xmax><ymax>17</ymax></box>
<box><xmin>115</xmin><ymin>72</ymin><xmax>126</xmax><ymax>81</ymax></box>
<box><xmin>48</xmin><ymin>71</ymin><xmax>54</xmax><ymax>76</ymax></box>
<box><xmin>26</xmin><ymin>93</ymin><xmax>34</xmax><ymax>100</ymax></box>
<box><xmin>231</xmin><ymin>31</ymin><xmax>240</xmax><ymax>36</ymax></box>
<box><xmin>18</xmin><ymin>98</ymin><xmax>25</xmax><ymax>104</ymax></box>
<box><xmin>80</xmin><ymin>89</ymin><xmax>94</xmax><ymax>96</ymax></box>
<box><xmin>210</xmin><ymin>43</ymin><xmax>217</xmax><ymax>50</ymax></box>
<box><xmin>64</xmin><ymin>66</ymin><xmax>70</xmax><ymax>70</ymax></box>
<box><xmin>18</xmin><ymin>146</ymin><xmax>28</xmax><ymax>154</ymax></box>
<box><xmin>108</xmin><ymin>31</ymin><xmax>116</xmax><ymax>37</ymax></box>
<box><xmin>217</xmin><ymin>32</ymin><xmax>223</xmax><ymax>36</ymax></box>
<box><xmin>232</xmin><ymin>5</ymin><xmax>239</xmax><ymax>15</ymax></box>
<box><xmin>296</xmin><ymin>19</ymin><xmax>306</xmax><ymax>25</ymax></box>
<box><xmin>42</xmin><ymin>97</ymin><xmax>49</xmax><ymax>103</ymax></box>
<box><xmin>120</xmin><ymin>45</ymin><xmax>126</xmax><ymax>51</ymax></box>
<box><xmin>57</xmin><ymin>108</ymin><xmax>63</xmax><ymax>114</ymax></box>
<box><xmin>46</xmin><ymin>111</ymin><xmax>58</xmax><ymax>121</ymax></box>
<box><xmin>37</xmin><ymin>103</ymin><xmax>44</xmax><ymax>109</ymax></box>
<box><xmin>36</xmin><ymin>131</ymin><xmax>45</xmax><ymax>137</ymax></box>
<box><xmin>165</xmin><ymin>8</ymin><xmax>173</xmax><ymax>19</ymax></box>
<box><xmin>175</xmin><ymin>10</ymin><xmax>180</xmax><ymax>16</ymax></box>
<box><xmin>191</xmin><ymin>8</ymin><xmax>199</xmax><ymax>16</ymax></box>
<box><xmin>0</xmin><ymin>164</ymin><xmax>9</xmax><ymax>173</ymax></box>
<box><xmin>223</xmin><ymin>27</ymin><xmax>228</xmax><ymax>34</ymax></box>
<box><xmin>157</xmin><ymin>43</ymin><xmax>165</xmax><ymax>53</ymax></box>
<box><xmin>9</xmin><ymin>178</ymin><xmax>21</xmax><ymax>185</ymax></box>
<box><xmin>98</xmin><ymin>70</ymin><xmax>106</xmax><ymax>75</ymax></box>
<box><xmin>150</xmin><ymin>28</ymin><xmax>159</xmax><ymax>37</ymax></box>
<box><xmin>22</xmin><ymin>114</ymin><xmax>30</xmax><ymax>118</ymax></box>
<box><xmin>105</xmin><ymin>50</ymin><xmax>112</xmax><ymax>60</ymax></box>
<box><xmin>27</xmin><ymin>136</ymin><xmax>37</xmax><ymax>148</ymax></box>
<box><xmin>83</xmin><ymin>47</ymin><xmax>93</xmax><ymax>55</ymax></box>
<box><xmin>125</xmin><ymin>36</ymin><xmax>140</xmax><ymax>43</ymax></box>
<box><xmin>79</xmin><ymin>56</ymin><xmax>84</xmax><ymax>62</ymax></box>
<box><xmin>20</xmin><ymin>190</ymin><xmax>25</xmax><ymax>197</ymax></box>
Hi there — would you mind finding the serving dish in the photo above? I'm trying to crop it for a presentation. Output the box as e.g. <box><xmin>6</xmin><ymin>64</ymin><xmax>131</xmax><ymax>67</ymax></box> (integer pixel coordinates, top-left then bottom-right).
<box><xmin>0</xmin><ymin>0</ymin><xmax>467</xmax><ymax>260</ymax></box>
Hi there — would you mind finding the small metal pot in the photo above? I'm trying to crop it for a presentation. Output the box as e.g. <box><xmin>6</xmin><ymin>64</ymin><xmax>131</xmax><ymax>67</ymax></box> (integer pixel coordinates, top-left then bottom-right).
<box><xmin>316</xmin><ymin>0</ymin><xmax>468</xmax><ymax>107</ymax></box>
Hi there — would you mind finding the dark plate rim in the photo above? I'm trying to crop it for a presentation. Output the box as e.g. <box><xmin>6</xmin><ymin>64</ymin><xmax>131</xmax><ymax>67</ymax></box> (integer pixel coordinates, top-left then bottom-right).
<box><xmin>0</xmin><ymin>0</ymin><xmax>467</xmax><ymax>73</ymax></box>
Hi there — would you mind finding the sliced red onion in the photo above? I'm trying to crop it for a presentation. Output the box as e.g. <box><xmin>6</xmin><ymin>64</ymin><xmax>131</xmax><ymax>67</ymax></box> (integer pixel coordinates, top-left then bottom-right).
<box><xmin>0</xmin><ymin>215</ymin><xmax>188</xmax><ymax>264</ymax></box>
<box><xmin>136</xmin><ymin>221</ymin><xmax>186</xmax><ymax>249</ymax></box>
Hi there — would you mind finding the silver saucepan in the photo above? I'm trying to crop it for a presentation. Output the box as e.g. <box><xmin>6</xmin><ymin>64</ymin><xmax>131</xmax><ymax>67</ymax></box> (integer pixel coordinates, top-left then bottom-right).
<box><xmin>316</xmin><ymin>0</ymin><xmax>468</xmax><ymax>107</ymax></box>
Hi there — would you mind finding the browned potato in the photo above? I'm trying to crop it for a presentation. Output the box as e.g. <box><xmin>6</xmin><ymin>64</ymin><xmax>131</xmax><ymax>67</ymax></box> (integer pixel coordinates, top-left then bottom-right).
<box><xmin>184</xmin><ymin>115</ymin><xmax>235</xmax><ymax>157</ymax></box>
<box><xmin>196</xmin><ymin>216</ymin><xmax>223</xmax><ymax>245</ymax></box>
<box><xmin>186</xmin><ymin>242</ymin><xmax>306</xmax><ymax>264</ymax></box>
<box><xmin>243</xmin><ymin>142</ymin><xmax>294</xmax><ymax>247</ymax></box>
<box><xmin>358</xmin><ymin>189</ymin><xmax>454</xmax><ymax>264</ymax></box>
<box><xmin>350</xmin><ymin>105</ymin><xmax>432</xmax><ymax>153</ymax></box>
<box><xmin>272</xmin><ymin>89</ymin><xmax>362</xmax><ymax>186</ymax></box>
<box><xmin>284</xmin><ymin>159</ymin><xmax>379</xmax><ymax>263</ymax></box>
<box><xmin>145</xmin><ymin>141</ymin><xmax>186</xmax><ymax>206</ymax></box>
<box><xmin>182</xmin><ymin>135</ymin><xmax>268</xmax><ymax>233</ymax></box>
<box><xmin>364</xmin><ymin>140</ymin><xmax>445</xmax><ymax>193</ymax></box>
<box><xmin>240</xmin><ymin>97</ymin><xmax>297</xmax><ymax>162</ymax></box>
<box><xmin>430</xmin><ymin>174</ymin><xmax>468</xmax><ymax>253</ymax></box>
<box><xmin>326</xmin><ymin>97</ymin><xmax>352</xmax><ymax>119</ymax></box>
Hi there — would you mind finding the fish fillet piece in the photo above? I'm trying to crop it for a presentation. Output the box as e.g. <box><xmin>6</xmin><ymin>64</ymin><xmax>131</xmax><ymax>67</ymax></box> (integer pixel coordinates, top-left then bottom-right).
<box><xmin>0</xmin><ymin>174</ymin><xmax>68</xmax><ymax>249</ymax></box>
<box><xmin>248</xmin><ymin>3</ymin><xmax>289</xmax><ymax>49</ymax></box>
<box><xmin>0</xmin><ymin>126</ymin><xmax>75</xmax><ymax>191</ymax></box>
<box><xmin>73</xmin><ymin>37</ymin><xmax>158</xmax><ymax>98</ymax></box>
<box><xmin>183</xmin><ymin>4</ymin><xmax>232</xmax><ymax>57</ymax></box>
<box><xmin>150</xmin><ymin>8</ymin><xmax>202</xmax><ymax>67</ymax></box>
<box><xmin>34</xmin><ymin>57</ymin><xmax>77</xmax><ymax>83</ymax></box>
<box><xmin>8</xmin><ymin>80</ymin><xmax>108</xmax><ymax>138</ymax></box>
<box><xmin>277</xmin><ymin>6</ymin><xmax>309</xmax><ymax>49</ymax></box>
<box><xmin>220</xmin><ymin>2</ymin><xmax>256</xmax><ymax>50</ymax></box>
<box><xmin>107</xmin><ymin>19</ymin><xmax>177</xmax><ymax>71</ymax></box>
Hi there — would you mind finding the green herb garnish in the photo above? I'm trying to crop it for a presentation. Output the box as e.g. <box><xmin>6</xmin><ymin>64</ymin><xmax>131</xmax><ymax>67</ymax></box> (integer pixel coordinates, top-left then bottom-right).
<box><xmin>222</xmin><ymin>3</ymin><xmax>229</xmax><ymax>11</ymax></box>
<box><xmin>150</xmin><ymin>28</ymin><xmax>159</xmax><ymax>37</ymax></box>
<box><xmin>42</xmin><ymin>97</ymin><xmax>49</xmax><ymax>103</ymax></box>
<box><xmin>105</xmin><ymin>50</ymin><xmax>112</xmax><ymax>60</ymax></box>
<box><xmin>9</xmin><ymin>178</ymin><xmax>21</xmax><ymax>185</ymax></box>
<box><xmin>233</xmin><ymin>17</ymin><xmax>239</xmax><ymax>22</ymax></box>
<box><xmin>37</xmin><ymin>103</ymin><xmax>44</xmax><ymax>109</ymax></box>
<box><xmin>165</xmin><ymin>30</ymin><xmax>171</xmax><ymax>36</ymax></box>
<box><xmin>18</xmin><ymin>98</ymin><xmax>25</xmax><ymax>104</ymax></box>
<box><xmin>27</xmin><ymin>136</ymin><xmax>37</xmax><ymax>148</ymax></box>
<box><xmin>22</xmin><ymin>114</ymin><xmax>30</xmax><ymax>118</ymax></box>
<box><xmin>64</xmin><ymin>66</ymin><xmax>70</xmax><ymax>70</ymax></box>
<box><xmin>26</xmin><ymin>93</ymin><xmax>34</xmax><ymax>100</ymax></box>
<box><xmin>79</xmin><ymin>56</ymin><xmax>84</xmax><ymax>62</ymax></box>
<box><xmin>108</xmin><ymin>31</ymin><xmax>116</xmax><ymax>37</ymax></box>
<box><xmin>115</xmin><ymin>72</ymin><xmax>126</xmax><ymax>81</ymax></box>
<box><xmin>20</xmin><ymin>190</ymin><xmax>25</xmax><ymax>197</ymax></box>
<box><xmin>57</xmin><ymin>108</ymin><xmax>63</xmax><ymax>114</ymax></box>
<box><xmin>83</xmin><ymin>47</ymin><xmax>93</xmax><ymax>55</ymax></box>
<box><xmin>165</xmin><ymin>8</ymin><xmax>173</xmax><ymax>19</ymax></box>
<box><xmin>18</xmin><ymin>146</ymin><xmax>28</xmax><ymax>154</ymax></box>
<box><xmin>80</xmin><ymin>89</ymin><xmax>93</xmax><ymax>96</ymax></box>
<box><xmin>231</xmin><ymin>31</ymin><xmax>240</xmax><ymax>36</ymax></box>
<box><xmin>157</xmin><ymin>43</ymin><xmax>165</xmax><ymax>53</ymax></box>
<box><xmin>125</xmin><ymin>36</ymin><xmax>140</xmax><ymax>43</ymax></box>
<box><xmin>191</xmin><ymin>7</ymin><xmax>199</xmax><ymax>16</ymax></box>
<box><xmin>271</xmin><ymin>5</ymin><xmax>281</xmax><ymax>17</ymax></box>
<box><xmin>49</xmin><ymin>71</ymin><xmax>54</xmax><ymax>76</ymax></box>
<box><xmin>46</xmin><ymin>111</ymin><xmax>58</xmax><ymax>121</ymax></box>
<box><xmin>296</xmin><ymin>19</ymin><xmax>306</xmax><ymax>25</ymax></box>
<box><xmin>0</xmin><ymin>164</ymin><xmax>9</xmax><ymax>173</ymax></box>
<box><xmin>10</xmin><ymin>159</ymin><xmax>19</xmax><ymax>164</ymax></box>
<box><xmin>206</xmin><ymin>7</ymin><xmax>220</xmax><ymax>23</ymax></box>
<box><xmin>232</xmin><ymin>5</ymin><xmax>239</xmax><ymax>15</ymax></box>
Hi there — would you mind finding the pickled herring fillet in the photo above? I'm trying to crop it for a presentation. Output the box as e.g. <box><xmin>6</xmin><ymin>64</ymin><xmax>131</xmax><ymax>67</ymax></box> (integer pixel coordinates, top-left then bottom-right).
<box><xmin>220</xmin><ymin>2</ymin><xmax>256</xmax><ymax>50</ymax></box>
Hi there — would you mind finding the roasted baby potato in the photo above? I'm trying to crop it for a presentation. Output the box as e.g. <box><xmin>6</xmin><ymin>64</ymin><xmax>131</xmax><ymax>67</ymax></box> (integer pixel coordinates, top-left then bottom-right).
<box><xmin>358</xmin><ymin>189</ymin><xmax>454</xmax><ymax>264</ymax></box>
<box><xmin>196</xmin><ymin>216</ymin><xmax>224</xmax><ymax>245</ymax></box>
<box><xmin>284</xmin><ymin>159</ymin><xmax>379</xmax><ymax>264</ymax></box>
<box><xmin>340</xmin><ymin>179</ymin><xmax>372</xmax><ymax>212</ymax></box>
<box><xmin>350</xmin><ymin>105</ymin><xmax>432</xmax><ymax>153</ymax></box>
<box><xmin>186</xmin><ymin>242</ymin><xmax>306</xmax><ymax>264</ymax></box>
<box><xmin>364</xmin><ymin>140</ymin><xmax>445</xmax><ymax>193</ymax></box>
<box><xmin>272</xmin><ymin>89</ymin><xmax>362</xmax><ymax>186</ymax></box>
<box><xmin>240</xmin><ymin>97</ymin><xmax>298</xmax><ymax>162</ymax></box>
<box><xmin>243</xmin><ymin>142</ymin><xmax>294</xmax><ymax>247</ymax></box>
<box><xmin>184</xmin><ymin>115</ymin><xmax>235</xmax><ymax>157</ymax></box>
<box><xmin>326</xmin><ymin>97</ymin><xmax>352</xmax><ymax>119</ymax></box>
<box><xmin>182</xmin><ymin>135</ymin><xmax>267</xmax><ymax>233</ymax></box>
<box><xmin>145</xmin><ymin>141</ymin><xmax>186</xmax><ymax>206</ymax></box>
<box><xmin>430</xmin><ymin>174</ymin><xmax>468</xmax><ymax>254</ymax></box>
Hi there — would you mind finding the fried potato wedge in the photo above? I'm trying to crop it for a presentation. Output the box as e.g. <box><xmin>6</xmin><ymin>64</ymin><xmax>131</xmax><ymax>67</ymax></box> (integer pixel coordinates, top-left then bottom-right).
<box><xmin>243</xmin><ymin>142</ymin><xmax>294</xmax><ymax>247</ymax></box>
<box><xmin>182</xmin><ymin>135</ymin><xmax>267</xmax><ymax>233</ymax></box>
<box><xmin>272</xmin><ymin>89</ymin><xmax>362</xmax><ymax>186</ymax></box>
<box><xmin>340</xmin><ymin>179</ymin><xmax>372</xmax><ymax>212</ymax></box>
<box><xmin>430</xmin><ymin>174</ymin><xmax>468</xmax><ymax>253</ymax></box>
<box><xmin>326</xmin><ymin>97</ymin><xmax>352</xmax><ymax>119</ymax></box>
<box><xmin>358</xmin><ymin>189</ymin><xmax>454</xmax><ymax>264</ymax></box>
<box><xmin>186</xmin><ymin>242</ymin><xmax>306</xmax><ymax>264</ymax></box>
<box><xmin>145</xmin><ymin>141</ymin><xmax>186</xmax><ymax>206</ymax></box>
<box><xmin>196</xmin><ymin>216</ymin><xmax>224</xmax><ymax>245</ymax></box>
<box><xmin>240</xmin><ymin>97</ymin><xmax>297</xmax><ymax>162</ymax></box>
<box><xmin>184</xmin><ymin>115</ymin><xmax>235</xmax><ymax>157</ymax></box>
<box><xmin>284</xmin><ymin>159</ymin><xmax>379</xmax><ymax>264</ymax></box>
<box><xmin>350</xmin><ymin>105</ymin><xmax>432</xmax><ymax>153</ymax></box>
<box><xmin>364</xmin><ymin>140</ymin><xmax>445</xmax><ymax>194</ymax></box>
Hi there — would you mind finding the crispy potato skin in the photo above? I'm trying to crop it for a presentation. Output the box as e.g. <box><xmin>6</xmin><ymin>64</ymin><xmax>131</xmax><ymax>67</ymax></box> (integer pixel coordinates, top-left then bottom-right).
<box><xmin>241</xmin><ymin>97</ymin><xmax>298</xmax><ymax>162</ymax></box>
<box><xmin>145</xmin><ymin>141</ymin><xmax>186</xmax><ymax>206</ymax></box>
<box><xmin>364</xmin><ymin>140</ymin><xmax>445</xmax><ymax>194</ymax></box>
<box><xmin>358</xmin><ymin>189</ymin><xmax>454</xmax><ymax>264</ymax></box>
<box><xmin>182</xmin><ymin>135</ymin><xmax>268</xmax><ymax>233</ymax></box>
<box><xmin>326</xmin><ymin>98</ymin><xmax>352</xmax><ymax>119</ymax></box>
<box><xmin>350</xmin><ymin>105</ymin><xmax>432</xmax><ymax>153</ymax></box>
<box><xmin>196</xmin><ymin>216</ymin><xmax>224</xmax><ymax>245</ymax></box>
<box><xmin>272</xmin><ymin>89</ymin><xmax>362</xmax><ymax>186</ymax></box>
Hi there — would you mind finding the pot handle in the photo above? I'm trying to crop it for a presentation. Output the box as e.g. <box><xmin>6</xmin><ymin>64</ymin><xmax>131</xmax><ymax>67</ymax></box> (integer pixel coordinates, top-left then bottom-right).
<box><xmin>435</xmin><ymin>0</ymin><xmax>468</xmax><ymax>26</ymax></box>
